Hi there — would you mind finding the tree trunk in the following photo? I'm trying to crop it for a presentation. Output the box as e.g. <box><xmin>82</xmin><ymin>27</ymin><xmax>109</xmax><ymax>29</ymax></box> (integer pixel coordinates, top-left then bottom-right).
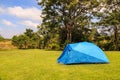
<box><xmin>66</xmin><ymin>24</ymin><xmax>72</xmax><ymax>43</ymax></box>
<box><xmin>114</xmin><ymin>26</ymin><xmax>119</xmax><ymax>50</ymax></box>
<box><xmin>69</xmin><ymin>31</ymin><xmax>72</xmax><ymax>43</ymax></box>
<box><xmin>24</xmin><ymin>41</ymin><xmax>27</xmax><ymax>49</ymax></box>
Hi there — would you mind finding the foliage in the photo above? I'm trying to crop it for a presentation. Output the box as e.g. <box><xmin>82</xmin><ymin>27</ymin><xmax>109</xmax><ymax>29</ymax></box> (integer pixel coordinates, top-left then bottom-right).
<box><xmin>0</xmin><ymin>35</ymin><xmax>4</xmax><ymax>41</ymax></box>
<box><xmin>24</xmin><ymin>29</ymin><xmax>34</xmax><ymax>38</ymax></box>
<box><xmin>0</xmin><ymin>50</ymin><xmax>120</xmax><ymax>80</ymax></box>
<box><xmin>100</xmin><ymin>11</ymin><xmax>120</xmax><ymax>50</ymax></box>
<box><xmin>46</xmin><ymin>34</ymin><xmax>60</xmax><ymax>50</ymax></box>
<box><xmin>39</xmin><ymin>0</ymin><xmax>100</xmax><ymax>43</ymax></box>
<box><xmin>11</xmin><ymin>0</ymin><xmax>120</xmax><ymax>50</ymax></box>
<box><xmin>12</xmin><ymin>35</ymin><xmax>29</xmax><ymax>49</ymax></box>
<box><xmin>12</xmin><ymin>29</ymin><xmax>40</xmax><ymax>49</ymax></box>
<box><xmin>92</xmin><ymin>0</ymin><xmax>120</xmax><ymax>50</ymax></box>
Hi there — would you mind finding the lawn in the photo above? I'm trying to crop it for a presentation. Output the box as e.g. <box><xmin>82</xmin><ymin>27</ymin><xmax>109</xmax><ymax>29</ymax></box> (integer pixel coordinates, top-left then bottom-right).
<box><xmin>0</xmin><ymin>49</ymin><xmax>120</xmax><ymax>80</ymax></box>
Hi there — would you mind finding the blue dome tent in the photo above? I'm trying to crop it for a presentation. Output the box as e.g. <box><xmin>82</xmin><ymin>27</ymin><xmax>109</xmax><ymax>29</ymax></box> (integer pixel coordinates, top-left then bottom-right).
<box><xmin>57</xmin><ymin>42</ymin><xmax>109</xmax><ymax>64</ymax></box>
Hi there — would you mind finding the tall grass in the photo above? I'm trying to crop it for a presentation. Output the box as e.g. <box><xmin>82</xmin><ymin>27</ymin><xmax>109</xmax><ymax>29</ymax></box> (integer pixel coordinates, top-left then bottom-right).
<box><xmin>0</xmin><ymin>49</ymin><xmax>120</xmax><ymax>80</ymax></box>
<box><xmin>0</xmin><ymin>41</ymin><xmax>16</xmax><ymax>50</ymax></box>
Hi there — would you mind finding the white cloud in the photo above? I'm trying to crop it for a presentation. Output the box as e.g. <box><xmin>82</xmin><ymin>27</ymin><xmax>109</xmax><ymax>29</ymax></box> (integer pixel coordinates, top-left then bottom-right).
<box><xmin>20</xmin><ymin>20</ymin><xmax>39</xmax><ymax>28</ymax></box>
<box><xmin>0</xmin><ymin>6</ymin><xmax>42</xmax><ymax>27</ymax></box>
<box><xmin>0</xmin><ymin>28</ymin><xmax>2</xmax><ymax>31</ymax></box>
<box><xmin>2</xmin><ymin>19</ymin><xmax>16</xmax><ymax>27</ymax></box>
<box><xmin>7</xmin><ymin>6</ymin><xmax>42</xmax><ymax>22</ymax></box>
<box><xmin>0</xmin><ymin>6</ymin><xmax>42</xmax><ymax>38</ymax></box>
<box><xmin>0</xmin><ymin>7</ymin><xmax>4</xmax><ymax>13</ymax></box>
<box><xmin>37</xmin><ymin>0</ymin><xmax>41</xmax><ymax>3</ymax></box>
<box><xmin>0</xmin><ymin>29</ymin><xmax>22</xmax><ymax>39</ymax></box>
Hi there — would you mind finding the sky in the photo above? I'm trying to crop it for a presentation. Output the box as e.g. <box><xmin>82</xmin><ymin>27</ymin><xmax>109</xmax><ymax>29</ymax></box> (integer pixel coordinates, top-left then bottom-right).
<box><xmin>0</xmin><ymin>0</ymin><xmax>42</xmax><ymax>38</ymax></box>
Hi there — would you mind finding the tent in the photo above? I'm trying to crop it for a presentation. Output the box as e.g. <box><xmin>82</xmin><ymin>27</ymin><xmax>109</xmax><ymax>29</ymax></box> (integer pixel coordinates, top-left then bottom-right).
<box><xmin>57</xmin><ymin>42</ymin><xmax>109</xmax><ymax>64</ymax></box>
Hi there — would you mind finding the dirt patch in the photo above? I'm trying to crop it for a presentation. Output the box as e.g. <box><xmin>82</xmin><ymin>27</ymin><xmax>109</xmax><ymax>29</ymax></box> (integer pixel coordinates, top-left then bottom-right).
<box><xmin>0</xmin><ymin>41</ymin><xmax>17</xmax><ymax>50</ymax></box>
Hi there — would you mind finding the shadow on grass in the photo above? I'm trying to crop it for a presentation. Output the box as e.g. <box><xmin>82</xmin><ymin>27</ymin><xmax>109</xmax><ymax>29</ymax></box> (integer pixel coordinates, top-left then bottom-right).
<box><xmin>58</xmin><ymin>62</ymin><xmax>110</xmax><ymax>65</ymax></box>
<box><xmin>45</xmin><ymin>49</ymin><xmax>62</xmax><ymax>51</ymax></box>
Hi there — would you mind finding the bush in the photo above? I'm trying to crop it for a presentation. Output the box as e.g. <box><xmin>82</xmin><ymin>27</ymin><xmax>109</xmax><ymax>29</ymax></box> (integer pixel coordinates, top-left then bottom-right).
<box><xmin>0</xmin><ymin>35</ymin><xmax>4</xmax><ymax>41</ymax></box>
<box><xmin>47</xmin><ymin>43</ymin><xmax>60</xmax><ymax>50</ymax></box>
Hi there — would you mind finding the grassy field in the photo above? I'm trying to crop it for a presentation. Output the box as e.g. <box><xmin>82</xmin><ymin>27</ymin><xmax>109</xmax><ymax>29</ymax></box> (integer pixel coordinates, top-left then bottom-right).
<box><xmin>0</xmin><ymin>49</ymin><xmax>120</xmax><ymax>80</ymax></box>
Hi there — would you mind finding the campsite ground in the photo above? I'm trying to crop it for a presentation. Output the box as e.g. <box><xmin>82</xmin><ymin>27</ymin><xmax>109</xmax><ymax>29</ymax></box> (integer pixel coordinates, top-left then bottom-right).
<box><xmin>0</xmin><ymin>49</ymin><xmax>120</xmax><ymax>80</ymax></box>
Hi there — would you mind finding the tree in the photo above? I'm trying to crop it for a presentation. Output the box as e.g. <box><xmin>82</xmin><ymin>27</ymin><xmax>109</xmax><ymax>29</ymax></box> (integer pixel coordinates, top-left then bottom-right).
<box><xmin>24</xmin><ymin>29</ymin><xmax>34</xmax><ymax>38</ymax></box>
<box><xmin>12</xmin><ymin>29</ymin><xmax>40</xmax><ymax>49</ymax></box>
<box><xmin>12</xmin><ymin>36</ymin><xmax>19</xmax><ymax>47</ymax></box>
<box><xmin>94</xmin><ymin>0</ymin><xmax>120</xmax><ymax>50</ymax></box>
<box><xmin>0</xmin><ymin>35</ymin><xmax>4</xmax><ymax>41</ymax></box>
<box><xmin>30</xmin><ymin>33</ymin><xmax>40</xmax><ymax>48</ymax></box>
<box><xmin>38</xmin><ymin>0</ymin><xmax>101</xmax><ymax>43</ymax></box>
<box><xmin>103</xmin><ymin>12</ymin><xmax>120</xmax><ymax>50</ymax></box>
<box><xmin>12</xmin><ymin>35</ymin><xmax>29</xmax><ymax>49</ymax></box>
<box><xmin>106</xmin><ymin>0</ymin><xmax>120</xmax><ymax>50</ymax></box>
<box><xmin>37</xmin><ymin>25</ymin><xmax>50</xmax><ymax>48</ymax></box>
<box><xmin>24</xmin><ymin>28</ymin><xmax>40</xmax><ymax>48</ymax></box>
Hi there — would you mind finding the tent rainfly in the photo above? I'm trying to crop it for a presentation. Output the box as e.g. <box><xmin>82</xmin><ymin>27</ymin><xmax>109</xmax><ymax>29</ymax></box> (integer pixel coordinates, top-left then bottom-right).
<box><xmin>57</xmin><ymin>42</ymin><xmax>109</xmax><ymax>64</ymax></box>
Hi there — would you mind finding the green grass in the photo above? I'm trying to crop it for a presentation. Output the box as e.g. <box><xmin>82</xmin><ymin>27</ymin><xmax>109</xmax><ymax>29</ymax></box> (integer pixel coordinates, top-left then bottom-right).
<box><xmin>0</xmin><ymin>49</ymin><xmax>120</xmax><ymax>80</ymax></box>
